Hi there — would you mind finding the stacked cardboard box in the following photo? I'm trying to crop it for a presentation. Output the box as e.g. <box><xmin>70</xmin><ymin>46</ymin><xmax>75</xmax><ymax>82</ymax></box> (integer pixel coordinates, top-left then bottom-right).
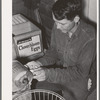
<box><xmin>12</xmin><ymin>14</ymin><xmax>44</xmax><ymax>61</ymax></box>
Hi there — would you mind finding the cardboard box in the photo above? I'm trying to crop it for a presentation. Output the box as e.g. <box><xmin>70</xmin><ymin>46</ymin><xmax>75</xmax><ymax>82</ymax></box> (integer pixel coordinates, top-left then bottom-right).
<box><xmin>12</xmin><ymin>14</ymin><xmax>44</xmax><ymax>60</ymax></box>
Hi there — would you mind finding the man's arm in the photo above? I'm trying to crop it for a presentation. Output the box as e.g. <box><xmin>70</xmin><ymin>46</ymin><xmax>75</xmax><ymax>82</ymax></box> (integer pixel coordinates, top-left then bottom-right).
<box><xmin>44</xmin><ymin>39</ymin><xmax>96</xmax><ymax>84</ymax></box>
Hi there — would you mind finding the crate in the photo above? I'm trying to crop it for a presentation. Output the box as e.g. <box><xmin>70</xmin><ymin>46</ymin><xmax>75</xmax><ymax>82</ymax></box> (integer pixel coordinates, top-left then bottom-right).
<box><xmin>13</xmin><ymin>89</ymin><xmax>65</xmax><ymax>100</ymax></box>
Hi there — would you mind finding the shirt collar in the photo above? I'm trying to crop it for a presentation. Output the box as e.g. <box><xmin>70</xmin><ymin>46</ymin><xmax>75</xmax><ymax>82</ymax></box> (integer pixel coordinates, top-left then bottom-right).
<box><xmin>68</xmin><ymin>21</ymin><xmax>80</xmax><ymax>38</ymax></box>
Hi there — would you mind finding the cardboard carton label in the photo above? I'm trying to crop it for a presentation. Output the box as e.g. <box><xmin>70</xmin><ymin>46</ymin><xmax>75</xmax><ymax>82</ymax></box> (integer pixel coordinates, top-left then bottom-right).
<box><xmin>17</xmin><ymin>35</ymin><xmax>41</xmax><ymax>57</ymax></box>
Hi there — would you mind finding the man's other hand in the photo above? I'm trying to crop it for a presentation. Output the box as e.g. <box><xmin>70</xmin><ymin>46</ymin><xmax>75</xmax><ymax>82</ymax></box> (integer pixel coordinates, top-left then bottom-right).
<box><xmin>25</xmin><ymin>61</ymin><xmax>41</xmax><ymax>70</ymax></box>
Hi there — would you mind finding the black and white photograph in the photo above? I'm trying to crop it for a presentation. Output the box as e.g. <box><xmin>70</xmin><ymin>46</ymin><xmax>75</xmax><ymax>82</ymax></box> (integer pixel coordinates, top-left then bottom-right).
<box><xmin>2</xmin><ymin>0</ymin><xmax>98</xmax><ymax>100</ymax></box>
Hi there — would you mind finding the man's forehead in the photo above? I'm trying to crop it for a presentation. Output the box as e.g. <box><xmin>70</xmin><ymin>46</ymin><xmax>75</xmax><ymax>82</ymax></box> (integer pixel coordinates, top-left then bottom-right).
<box><xmin>52</xmin><ymin>13</ymin><xmax>71</xmax><ymax>24</ymax></box>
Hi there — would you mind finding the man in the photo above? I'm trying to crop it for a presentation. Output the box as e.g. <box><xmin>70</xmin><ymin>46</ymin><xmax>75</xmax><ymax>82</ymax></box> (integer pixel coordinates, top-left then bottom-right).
<box><xmin>25</xmin><ymin>0</ymin><xmax>96</xmax><ymax>100</ymax></box>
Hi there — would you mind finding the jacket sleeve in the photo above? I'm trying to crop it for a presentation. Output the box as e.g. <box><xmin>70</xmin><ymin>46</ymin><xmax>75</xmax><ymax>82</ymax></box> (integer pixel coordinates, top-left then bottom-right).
<box><xmin>44</xmin><ymin>39</ymin><xmax>96</xmax><ymax>84</ymax></box>
<box><xmin>37</xmin><ymin>24</ymin><xmax>58</xmax><ymax>66</ymax></box>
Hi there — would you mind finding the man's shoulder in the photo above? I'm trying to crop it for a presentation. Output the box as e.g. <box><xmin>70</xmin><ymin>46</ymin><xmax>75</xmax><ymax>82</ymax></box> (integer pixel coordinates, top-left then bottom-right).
<box><xmin>80</xmin><ymin>20</ymin><xmax>96</xmax><ymax>40</ymax></box>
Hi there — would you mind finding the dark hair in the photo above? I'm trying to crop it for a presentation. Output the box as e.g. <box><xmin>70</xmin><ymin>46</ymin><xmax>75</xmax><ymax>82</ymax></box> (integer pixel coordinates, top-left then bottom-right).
<box><xmin>52</xmin><ymin>0</ymin><xmax>82</xmax><ymax>21</ymax></box>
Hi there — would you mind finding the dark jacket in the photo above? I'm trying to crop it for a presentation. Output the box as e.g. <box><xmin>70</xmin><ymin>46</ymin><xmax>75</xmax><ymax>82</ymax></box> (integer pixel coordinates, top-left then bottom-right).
<box><xmin>38</xmin><ymin>20</ymin><xmax>96</xmax><ymax>100</ymax></box>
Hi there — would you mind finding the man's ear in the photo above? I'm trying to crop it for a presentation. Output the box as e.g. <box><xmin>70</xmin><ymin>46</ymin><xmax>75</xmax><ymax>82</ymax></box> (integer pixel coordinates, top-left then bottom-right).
<box><xmin>74</xmin><ymin>16</ymin><xmax>80</xmax><ymax>23</ymax></box>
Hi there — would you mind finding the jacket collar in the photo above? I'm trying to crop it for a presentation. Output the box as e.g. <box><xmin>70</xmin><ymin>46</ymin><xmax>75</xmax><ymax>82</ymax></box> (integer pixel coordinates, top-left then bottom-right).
<box><xmin>69</xmin><ymin>21</ymin><xmax>81</xmax><ymax>38</ymax></box>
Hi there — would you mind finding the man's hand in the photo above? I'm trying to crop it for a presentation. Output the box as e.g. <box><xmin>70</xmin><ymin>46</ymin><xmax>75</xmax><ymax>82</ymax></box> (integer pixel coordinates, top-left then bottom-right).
<box><xmin>25</xmin><ymin>61</ymin><xmax>42</xmax><ymax>70</ymax></box>
<box><xmin>32</xmin><ymin>67</ymin><xmax>46</xmax><ymax>81</ymax></box>
<box><xmin>25</xmin><ymin>61</ymin><xmax>45</xmax><ymax>81</ymax></box>
<box><xmin>88</xmin><ymin>78</ymin><xmax>92</xmax><ymax>91</ymax></box>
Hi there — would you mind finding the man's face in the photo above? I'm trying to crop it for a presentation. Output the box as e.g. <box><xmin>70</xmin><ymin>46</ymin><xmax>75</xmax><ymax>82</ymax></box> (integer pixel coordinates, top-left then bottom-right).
<box><xmin>53</xmin><ymin>14</ymin><xmax>75</xmax><ymax>33</ymax></box>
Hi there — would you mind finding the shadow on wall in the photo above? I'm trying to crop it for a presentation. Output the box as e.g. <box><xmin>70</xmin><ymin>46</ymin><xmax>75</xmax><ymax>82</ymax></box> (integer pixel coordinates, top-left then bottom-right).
<box><xmin>22</xmin><ymin>13</ymin><xmax>49</xmax><ymax>49</ymax></box>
